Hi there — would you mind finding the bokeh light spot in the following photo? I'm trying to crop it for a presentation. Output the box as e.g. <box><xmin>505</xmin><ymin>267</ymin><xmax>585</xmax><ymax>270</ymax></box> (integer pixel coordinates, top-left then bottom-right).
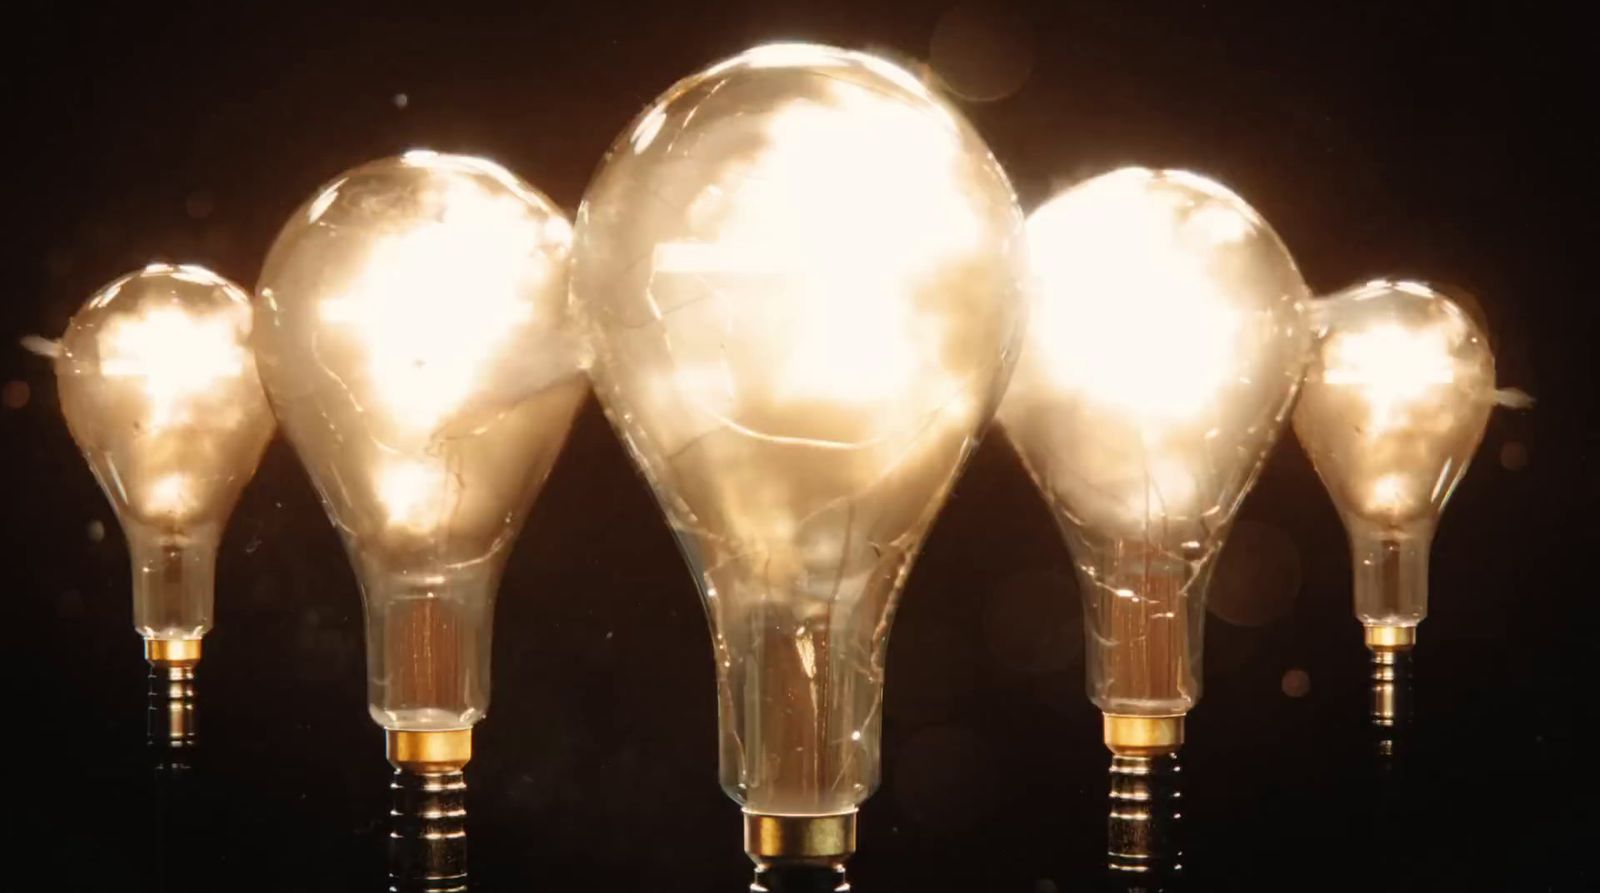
<box><xmin>929</xmin><ymin>2</ymin><xmax>1035</xmax><ymax>102</ymax></box>
<box><xmin>1281</xmin><ymin>668</ymin><xmax>1311</xmax><ymax>698</ymax></box>
<box><xmin>185</xmin><ymin>191</ymin><xmax>214</xmax><ymax>220</ymax></box>
<box><xmin>2</xmin><ymin>380</ymin><xmax>29</xmax><ymax>409</ymax></box>
<box><xmin>1208</xmin><ymin>520</ymin><xmax>1302</xmax><ymax>627</ymax></box>
<box><xmin>1499</xmin><ymin>441</ymin><xmax>1528</xmax><ymax>471</ymax></box>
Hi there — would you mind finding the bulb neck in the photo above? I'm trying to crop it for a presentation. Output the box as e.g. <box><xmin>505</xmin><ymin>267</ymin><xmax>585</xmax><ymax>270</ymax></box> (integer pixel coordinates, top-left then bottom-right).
<box><xmin>1349</xmin><ymin>523</ymin><xmax>1431</xmax><ymax>630</ymax></box>
<box><xmin>706</xmin><ymin>569</ymin><xmax>892</xmax><ymax>815</ymax></box>
<box><xmin>1107</xmin><ymin>752</ymin><xmax>1183</xmax><ymax>889</ymax></box>
<box><xmin>1073</xmin><ymin>537</ymin><xmax>1210</xmax><ymax>720</ymax></box>
<box><xmin>130</xmin><ymin>531</ymin><xmax>218</xmax><ymax>640</ymax></box>
<box><xmin>361</xmin><ymin>564</ymin><xmax>499</xmax><ymax>732</ymax></box>
<box><xmin>388</xmin><ymin>766</ymin><xmax>469</xmax><ymax>892</ymax></box>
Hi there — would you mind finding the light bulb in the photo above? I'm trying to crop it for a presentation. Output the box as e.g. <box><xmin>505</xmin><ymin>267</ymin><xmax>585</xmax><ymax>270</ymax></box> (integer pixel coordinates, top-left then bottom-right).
<box><xmin>1293</xmin><ymin>279</ymin><xmax>1525</xmax><ymax>657</ymax></box>
<box><xmin>52</xmin><ymin>264</ymin><xmax>274</xmax><ymax>677</ymax></box>
<box><xmin>570</xmin><ymin>43</ymin><xmax>1026</xmax><ymax>874</ymax></box>
<box><xmin>253</xmin><ymin>151</ymin><xmax>588</xmax><ymax>771</ymax></box>
<box><xmin>999</xmin><ymin>168</ymin><xmax>1310</xmax><ymax>755</ymax></box>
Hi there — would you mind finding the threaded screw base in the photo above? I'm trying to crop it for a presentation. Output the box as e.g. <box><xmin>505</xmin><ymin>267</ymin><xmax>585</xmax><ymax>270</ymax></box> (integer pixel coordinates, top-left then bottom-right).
<box><xmin>388</xmin><ymin>769</ymin><xmax>468</xmax><ymax>893</ymax></box>
<box><xmin>1369</xmin><ymin>647</ymin><xmax>1414</xmax><ymax>764</ymax></box>
<box><xmin>1108</xmin><ymin>752</ymin><xmax>1183</xmax><ymax>889</ymax></box>
<box><xmin>146</xmin><ymin>660</ymin><xmax>197</xmax><ymax>770</ymax></box>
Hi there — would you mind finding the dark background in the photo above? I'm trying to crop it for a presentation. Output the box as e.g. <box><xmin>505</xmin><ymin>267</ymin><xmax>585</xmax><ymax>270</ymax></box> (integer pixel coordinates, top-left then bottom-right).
<box><xmin>2</xmin><ymin>2</ymin><xmax>1594</xmax><ymax>891</ymax></box>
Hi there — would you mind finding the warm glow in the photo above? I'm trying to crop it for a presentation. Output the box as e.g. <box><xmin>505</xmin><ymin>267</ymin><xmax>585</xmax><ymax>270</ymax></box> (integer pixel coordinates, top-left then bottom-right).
<box><xmin>571</xmin><ymin>43</ymin><xmax>1025</xmax><ymax>817</ymax></box>
<box><xmin>52</xmin><ymin>264</ymin><xmax>274</xmax><ymax>641</ymax></box>
<box><xmin>1000</xmin><ymin>167</ymin><xmax>1308</xmax><ymax>725</ymax></box>
<box><xmin>377</xmin><ymin>457</ymin><xmax>459</xmax><ymax>534</ymax></box>
<box><xmin>1321</xmin><ymin>321</ymin><xmax>1460</xmax><ymax>434</ymax></box>
<box><xmin>650</xmin><ymin>76</ymin><xmax>980</xmax><ymax>420</ymax></box>
<box><xmin>144</xmin><ymin>472</ymin><xmax>194</xmax><ymax>520</ymax></box>
<box><xmin>319</xmin><ymin>175</ymin><xmax>558</xmax><ymax>435</ymax></box>
<box><xmin>1292</xmin><ymin>279</ymin><xmax>1519</xmax><ymax>632</ymax></box>
<box><xmin>1027</xmin><ymin>169</ymin><xmax>1246</xmax><ymax>423</ymax></box>
<box><xmin>98</xmin><ymin>302</ymin><xmax>251</xmax><ymax>431</ymax></box>
<box><xmin>1367</xmin><ymin>472</ymin><xmax>1412</xmax><ymax>516</ymax></box>
<box><xmin>1295</xmin><ymin>279</ymin><xmax>1505</xmax><ymax>530</ymax></box>
<box><xmin>252</xmin><ymin>151</ymin><xmax>589</xmax><ymax>734</ymax></box>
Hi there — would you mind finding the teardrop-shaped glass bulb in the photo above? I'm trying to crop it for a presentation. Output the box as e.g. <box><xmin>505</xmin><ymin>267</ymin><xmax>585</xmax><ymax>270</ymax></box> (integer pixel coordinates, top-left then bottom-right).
<box><xmin>999</xmin><ymin>168</ymin><xmax>1309</xmax><ymax>753</ymax></box>
<box><xmin>55</xmin><ymin>264</ymin><xmax>274</xmax><ymax>655</ymax></box>
<box><xmin>253</xmin><ymin>152</ymin><xmax>588</xmax><ymax>764</ymax></box>
<box><xmin>1293</xmin><ymin>279</ymin><xmax>1507</xmax><ymax>649</ymax></box>
<box><xmin>570</xmin><ymin>42</ymin><xmax>1026</xmax><ymax>841</ymax></box>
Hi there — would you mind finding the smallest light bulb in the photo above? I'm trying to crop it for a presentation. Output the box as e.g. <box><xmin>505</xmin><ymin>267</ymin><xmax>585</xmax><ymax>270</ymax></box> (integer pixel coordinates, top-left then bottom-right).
<box><xmin>50</xmin><ymin>264</ymin><xmax>274</xmax><ymax>668</ymax></box>
<box><xmin>1294</xmin><ymin>279</ymin><xmax>1528</xmax><ymax>653</ymax></box>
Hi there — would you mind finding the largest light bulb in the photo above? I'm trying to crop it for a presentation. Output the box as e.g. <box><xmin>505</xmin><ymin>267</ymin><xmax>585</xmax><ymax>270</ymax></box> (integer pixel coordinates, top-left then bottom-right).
<box><xmin>253</xmin><ymin>151</ymin><xmax>588</xmax><ymax>771</ymax></box>
<box><xmin>570</xmin><ymin>43</ymin><xmax>1026</xmax><ymax>873</ymax></box>
<box><xmin>1000</xmin><ymin>168</ymin><xmax>1309</xmax><ymax>755</ymax></box>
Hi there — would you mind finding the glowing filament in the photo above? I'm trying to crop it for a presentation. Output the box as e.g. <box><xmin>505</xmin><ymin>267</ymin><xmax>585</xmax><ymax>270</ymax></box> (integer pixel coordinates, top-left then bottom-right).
<box><xmin>98</xmin><ymin>304</ymin><xmax>250</xmax><ymax>430</ymax></box>
<box><xmin>1027</xmin><ymin>171</ymin><xmax>1247</xmax><ymax>423</ymax></box>
<box><xmin>1321</xmin><ymin>321</ymin><xmax>1460</xmax><ymax>434</ymax></box>
<box><xmin>319</xmin><ymin>178</ymin><xmax>552</xmax><ymax>435</ymax></box>
<box><xmin>651</xmin><ymin>79</ymin><xmax>980</xmax><ymax>415</ymax></box>
<box><xmin>377</xmin><ymin>458</ymin><xmax>459</xmax><ymax>534</ymax></box>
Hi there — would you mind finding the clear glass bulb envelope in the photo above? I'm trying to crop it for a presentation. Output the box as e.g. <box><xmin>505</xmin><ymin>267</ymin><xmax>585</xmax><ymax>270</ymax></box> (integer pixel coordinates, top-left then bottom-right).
<box><xmin>1000</xmin><ymin>168</ymin><xmax>1310</xmax><ymax>721</ymax></box>
<box><xmin>571</xmin><ymin>44</ymin><xmax>1027</xmax><ymax>816</ymax></box>
<box><xmin>254</xmin><ymin>151</ymin><xmax>588</xmax><ymax>732</ymax></box>
<box><xmin>54</xmin><ymin>264</ymin><xmax>273</xmax><ymax>642</ymax></box>
<box><xmin>1294</xmin><ymin>279</ymin><xmax>1527</xmax><ymax>631</ymax></box>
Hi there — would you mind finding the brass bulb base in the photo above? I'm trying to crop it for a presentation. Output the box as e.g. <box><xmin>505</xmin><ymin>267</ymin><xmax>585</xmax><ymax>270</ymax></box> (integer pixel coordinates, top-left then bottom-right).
<box><xmin>145</xmin><ymin>637</ymin><xmax>202</xmax><ymax>666</ymax></box>
<box><xmin>1364</xmin><ymin>624</ymin><xmax>1417</xmax><ymax>652</ymax></box>
<box><xmin>1103</xmin><ymin>714</ymin><xmax>1185</xmax><ymax>756</ymax></box>
<box><xmin>387</xmin><ymin>729</ymin><xmax>473</xmax><ymax>774</ymax></box>
<box><xmin>744</xmin><ymin>812</ymin><xmax>857</xmax><ymax>864</ymax></box>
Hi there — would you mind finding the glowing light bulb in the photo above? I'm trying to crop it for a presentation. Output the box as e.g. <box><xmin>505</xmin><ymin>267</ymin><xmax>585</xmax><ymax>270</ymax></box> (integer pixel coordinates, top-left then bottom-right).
<box><xmin>570</xmin><ymin>43</ymin><xmax>1026</xmax><ymax>876</ymax></box>
<box><xmin>999</xmin><ymin>168</ymin><xmax>1310</xmax><ymax>755</ymax></box>
<box><xmin>51</xmin><ymin>264</ymin><xmax>274</xmax><ymax>674</ymax></box>
<box><xmin>1293</xmin><ymin>279</ymin><xmax>1527</xmax><ymax>656</ymax></box>
<box><xmin>253</xmin><ymin>151</ymin><xmax>588</xmax><ymax>772</ymax></box>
